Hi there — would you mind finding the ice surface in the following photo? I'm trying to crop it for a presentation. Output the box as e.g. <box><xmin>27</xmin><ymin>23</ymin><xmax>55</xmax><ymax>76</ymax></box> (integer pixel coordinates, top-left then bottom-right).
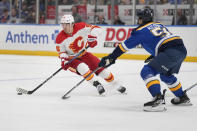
<box><xmin>0</xmin><ymin>55</ymin><xmax>197</xmax><ymax>131</ymax></box>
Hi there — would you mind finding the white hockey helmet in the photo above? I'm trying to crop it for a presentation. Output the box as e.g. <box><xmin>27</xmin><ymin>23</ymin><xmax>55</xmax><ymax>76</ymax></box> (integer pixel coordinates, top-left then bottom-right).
<box><xmin>60</xmin><ymin>14</ymin><xmax>74</xmax><ymax>24</ymax></box>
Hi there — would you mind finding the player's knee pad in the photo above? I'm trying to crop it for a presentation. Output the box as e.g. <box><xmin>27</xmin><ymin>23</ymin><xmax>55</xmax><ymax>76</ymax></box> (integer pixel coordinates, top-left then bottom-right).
<box><xmin>77</xmin><ymin>63</ymin><xmax>95</xmax><ymax>81</ymax></box>
<box><xmin>98</xmin><ymin>69</ymin><xmax>114</xmax><ymax>82</ymax></box>
<box><xmin>160</xmin><ymin>74</ymin><xmax>177</xmax><ymax>85</ymax></box>
<box><xmin>77</xmin><ymin>63</ymin><xmax>90</xmax><ymax>76</ymax></box>
<box><xmin>140</xmin><ymin>65</ymin><xmax>157</xmax><ymax>80</ymax></box>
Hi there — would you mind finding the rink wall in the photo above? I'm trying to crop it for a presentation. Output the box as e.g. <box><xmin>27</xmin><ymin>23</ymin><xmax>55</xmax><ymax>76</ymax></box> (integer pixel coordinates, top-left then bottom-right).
<box><xmin>0</xmin><ymin>24</ymin><xmax>197</xmax><ymax>62</ymax></box>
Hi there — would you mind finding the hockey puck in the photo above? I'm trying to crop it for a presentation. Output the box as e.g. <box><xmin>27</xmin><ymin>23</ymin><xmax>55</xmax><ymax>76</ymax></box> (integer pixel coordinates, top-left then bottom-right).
<box><xmin>17</xmin><ymin>92</ymin><xmax>23</xmax><ymax>95</ymax></box>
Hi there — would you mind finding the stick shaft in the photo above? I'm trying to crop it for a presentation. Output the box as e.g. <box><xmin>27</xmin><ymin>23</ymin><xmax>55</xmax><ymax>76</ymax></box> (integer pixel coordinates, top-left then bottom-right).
<box><xmin>184</xmin><ymin>83</ymin><xmax>197</xmax><ymax>92</ymax></box>
<box><xmin>31</xmin><ymin>67</ymin><xmax>62</xmax><ymax>93</ymax></box>
<box><xmin>62</xmin><ymin>67</ymin><xmax>101</xmax><ymax>99</ymax></box>
<box><xmin>19</xmin><ymin>47</ymin><xmax>89</xmax><ymax>94</ymax></box>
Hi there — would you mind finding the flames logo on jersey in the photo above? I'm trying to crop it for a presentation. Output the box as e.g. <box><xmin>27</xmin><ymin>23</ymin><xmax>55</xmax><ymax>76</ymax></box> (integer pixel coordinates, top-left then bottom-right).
<box><xmin>69</xmin><ymin>36</ymin><xmax>84</xmax><ymax>53</ymax></box>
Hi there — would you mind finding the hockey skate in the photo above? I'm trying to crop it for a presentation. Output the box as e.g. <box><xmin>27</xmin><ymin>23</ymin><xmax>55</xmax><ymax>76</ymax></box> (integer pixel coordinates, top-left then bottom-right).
<box><xmin>143</xmin><ymin>90</ymin><xmax>167</xmax><ymax>112</ymax></box>
<box><xmin>93</xmin><ymin>81</ymin><xmax>105</xmax><ymax>95</ymax></box>
<box><xmin>171</xmin><ymin>92</ymin><xmax>192</xmax><ymax>106</ymax></box>
<box><xmin>117</xmin><ymin>86</ymin><xmax>126</xmax><ymax>94</ymax></box>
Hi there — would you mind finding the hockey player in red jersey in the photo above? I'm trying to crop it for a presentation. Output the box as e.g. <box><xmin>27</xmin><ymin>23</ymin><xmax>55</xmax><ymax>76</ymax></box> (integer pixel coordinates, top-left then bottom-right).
<box><xmin>55</xmin><ymin>14</ymin><xmax>126</xmax><ymax>95</ymax></box>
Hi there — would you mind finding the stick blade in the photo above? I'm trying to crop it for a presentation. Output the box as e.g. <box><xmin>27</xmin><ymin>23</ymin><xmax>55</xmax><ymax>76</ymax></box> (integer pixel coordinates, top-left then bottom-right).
<box><xmin>16</xmin><ymin>88</ymin><xmax>30</xmax><ymax>95</ymax></box>
<box><xmin>62</xmin><ymin>95</ymin><xmax>70</xmax><ymax>100</ymax></box>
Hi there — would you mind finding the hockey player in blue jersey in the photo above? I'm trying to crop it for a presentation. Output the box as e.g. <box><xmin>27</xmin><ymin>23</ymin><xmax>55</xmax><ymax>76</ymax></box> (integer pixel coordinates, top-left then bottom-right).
<box><xmin>98</xmin><ymin>8</ymin><xmax>192</xmax><ymax>112</ymax></box>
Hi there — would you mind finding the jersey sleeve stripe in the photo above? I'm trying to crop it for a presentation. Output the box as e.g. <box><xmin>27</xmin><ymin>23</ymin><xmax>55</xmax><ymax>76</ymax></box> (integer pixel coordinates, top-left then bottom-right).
<box><xmin>119</xmin><ymin>42</ymin><xmax>129</xmax><ymax>52</ymax></box>
<box><xmin>119</xmin><ymin>44</ymin><xmax>127</xmax><ymax>52</ymax></box>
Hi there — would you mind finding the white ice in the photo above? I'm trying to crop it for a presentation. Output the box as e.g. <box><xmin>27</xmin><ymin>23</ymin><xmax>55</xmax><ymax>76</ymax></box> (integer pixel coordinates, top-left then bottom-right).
<box><xmin>0</xmin><ymin>54</ymin><xmax>197</xmax><ymax>131</ymax></box>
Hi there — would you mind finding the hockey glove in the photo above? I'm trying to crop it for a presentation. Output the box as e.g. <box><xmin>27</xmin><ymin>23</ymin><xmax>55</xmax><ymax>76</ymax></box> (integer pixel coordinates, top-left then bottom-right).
<box><xmin>61</xmin><ymin>59</ymin><xmax>70</xmax><ymax>70</ymax></box>
<box><xmin>144</xmin><ymin>55</ymin><xmax>154</xmax><ymax>63</ymax></box>
<box><xmin>87</xmin><ymin>35</ymin><xmax>97</xmax><ymax>48</ymax></box>
<box><xmin>59</xmin><ymin>53</ymin><xmax>70</xmax><ymax>70</ymax></box>
<box><xmin>99</xmin><ymin>54</ymin><xmax>116</xmax><ymax>68</ymax></box>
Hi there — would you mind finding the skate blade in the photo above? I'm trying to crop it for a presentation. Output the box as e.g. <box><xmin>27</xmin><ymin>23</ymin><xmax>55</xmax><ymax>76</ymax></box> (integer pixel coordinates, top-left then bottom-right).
<box><xmin>120</xmin><ymin>92</ymin><xmax>127</xmax><ymax>95</ymax></box>
<box><xmin>173</xmin><ymin>102</ymin><xmax>193</xmax><ymax>106</ymax></box>
<box><xmin>143</xmin><ymin>105</ymin><xmax>167</xmax><ymax>112</ymax></box>
<box><xmin>99</xmin><ymin>93</ymin><xmax>106</xmax><ymax>97</ymax></box>
<box><xmin>62</xmin><ymin>96</ymin><xmax>71</xmax><ymax>100</ymax></box>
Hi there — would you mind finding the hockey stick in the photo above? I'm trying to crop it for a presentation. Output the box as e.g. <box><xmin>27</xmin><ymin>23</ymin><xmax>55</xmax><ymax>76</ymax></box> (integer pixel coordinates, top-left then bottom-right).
<box><xmin>184</xmin><ymin>82</ymin><xmax>197</xmax><ymax>93</ymax></box>
<box><xmin>17</xmin><ymin>67</ymin><xmax>62</xmax><ymax>95</ymax></box>
<box><xmin>16</xmin><ymin>46</ymin><xmax>89</xmax><ymax>95</ymax></box>
<box><xmin>62</xmin><ymin>67</ymin><xmax>101</xmax><ymax>99</ymax></box>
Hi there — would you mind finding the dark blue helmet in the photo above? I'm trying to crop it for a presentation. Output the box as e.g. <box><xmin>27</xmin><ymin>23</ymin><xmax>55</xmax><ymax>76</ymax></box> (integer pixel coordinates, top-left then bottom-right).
<box><xmin>137</xmin><ymin>8</ymin><xmax>153</xmax><ymax>24</ymax></box>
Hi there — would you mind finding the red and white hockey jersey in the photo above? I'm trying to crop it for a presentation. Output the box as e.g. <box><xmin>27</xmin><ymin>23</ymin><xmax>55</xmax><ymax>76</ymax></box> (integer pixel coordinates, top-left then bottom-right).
<box><xmin>56</xmin><ymin>22</ymin><xmax>102</xmax><ymax>59</ymax></box>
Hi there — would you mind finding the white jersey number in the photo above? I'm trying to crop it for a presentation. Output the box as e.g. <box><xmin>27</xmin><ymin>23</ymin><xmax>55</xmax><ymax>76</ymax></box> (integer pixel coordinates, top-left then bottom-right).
<box><xmin>151</xmin><ymin>27</ymin><xmax>172</xmax><ymax>38</ymax></box>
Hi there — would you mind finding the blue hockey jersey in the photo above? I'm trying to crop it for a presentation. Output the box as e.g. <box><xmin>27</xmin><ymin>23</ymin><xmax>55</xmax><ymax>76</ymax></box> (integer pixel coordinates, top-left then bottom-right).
<box><xmin>119</xmin><ymin>22</ymin><xmax>181</xmax><ymax>56</ymax></box>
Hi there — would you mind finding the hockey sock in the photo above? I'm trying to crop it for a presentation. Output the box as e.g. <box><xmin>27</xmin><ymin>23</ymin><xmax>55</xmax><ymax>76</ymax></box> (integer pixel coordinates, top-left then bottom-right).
<box><xmin>77</xmin><ymin>63</ymin><xmax>98</xmax><ymax>84</ymax></box>
<box><xmin>160</xmin><ymin>74</ymin><xmax>184</xmax><ymax>97</ymax></box>
<box><xmin>98</xmin><ymin>69</ymin><xmax>124</xmax><ymax>89</ymax></box>
<box><xmin>98</xmin><ymin>69</ymin><xmax>114</xmax><ymax>82</ymax></box>
<box><xmin>141</xmin><ymin>65</ymin><xmax>161</xmax><ymax>97</ymax></box>
<box><xmin>145</xmin><ymin>77</ymin><xmax>161</xmax><ymax>97</ymax></box>
<box><xmin>98</xmin><ymin>69</ymin><xmax>122</xmax><ymax>86</ymax></box>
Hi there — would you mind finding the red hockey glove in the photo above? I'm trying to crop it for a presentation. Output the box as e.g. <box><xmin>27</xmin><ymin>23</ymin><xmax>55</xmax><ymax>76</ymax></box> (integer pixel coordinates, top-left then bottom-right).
<box><xmin>61</xmin><ymin>59</ymin><xmax>70</xmax><ymax>70</ymax></box>
<box><xmin>87</xmin><ymin>35</ymin><xmax>97</xmax><ymax>48</ymax></box>
<box><xmin>59</xmin><ymin>53</ymin><xmax>70</xmax><ymax>70</ymax></box>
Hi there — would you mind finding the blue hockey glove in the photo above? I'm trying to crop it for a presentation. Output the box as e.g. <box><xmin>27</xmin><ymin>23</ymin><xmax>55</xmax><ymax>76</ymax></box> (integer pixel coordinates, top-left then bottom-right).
<box><xmin>99</xmin><ymin>55</ymin><xmax>116</xmax><ymax>68</ymax></box>
<box><xmin>99</xmin><ymin>44</ymin><xmax>125</xmax><ymax>68</ymax></box>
